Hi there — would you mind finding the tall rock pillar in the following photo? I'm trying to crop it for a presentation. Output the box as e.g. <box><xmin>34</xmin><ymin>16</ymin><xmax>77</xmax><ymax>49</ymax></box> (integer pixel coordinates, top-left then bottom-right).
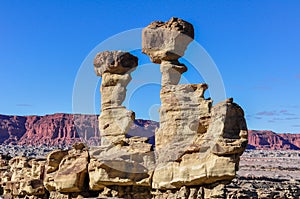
<box><xmin>93</xmin><ymin>51</ymin><xmax>138</xmax><ymax>146</ymax></box>
<box><xmin>143</xmin><ymin>17</ymin><xmax>248</xmax><ymax>198</ymax></box>
<box><xmin>142</xmin><ymin>18</ymin><xmax>212</xmax><ymax>162</ymax></box>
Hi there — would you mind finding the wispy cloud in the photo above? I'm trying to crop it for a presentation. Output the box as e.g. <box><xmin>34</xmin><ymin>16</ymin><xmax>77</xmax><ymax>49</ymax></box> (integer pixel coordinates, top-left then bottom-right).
<box><xmin>16</xmin><ymin>104</ymin><xmax>32</xmax><ymax>107</ymax></box>
<box><xmin>279</xmin><ymin>109</ymin><xmax>296</xmax><ymax>116</ymax></box>
<box><xmin>273</xmin><ymin>117</ymin><xmax>299</xmax><ymax>121</ymax></box>
<box><xmin>256</xmin><ymin>111</ymin><xmax>277</xmax><ymax>116</ymax></box>
<box><xmin>285</xmin><ymin>117</ymin><xmax>300</xmax><ymax>120</ymax></box>
<box><xmin>254</xmin><ymin>110</ymin><xmax>299</xmax><ymax>122</ymax></box>
<box><xmin>256</xmin><ymin>110</ymin><xmax>296</xmax><ymax>117</ymax></box>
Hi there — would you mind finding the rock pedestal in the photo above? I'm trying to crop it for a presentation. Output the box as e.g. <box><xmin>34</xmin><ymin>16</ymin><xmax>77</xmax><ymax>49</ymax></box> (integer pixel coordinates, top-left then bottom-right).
<box><xmin>92</xmin><ymin>51</ymin><xmax>156</xmax><ymax>195</ymax></box>
<box><xmin>94</xmin><ymin>51</ymin><xmax>138</xmax><ymax>146</ymax></box>
<box><xmin>142</xmin><ymin>17</ymin><xmax>248</xmax><ymax>198</ymax></box>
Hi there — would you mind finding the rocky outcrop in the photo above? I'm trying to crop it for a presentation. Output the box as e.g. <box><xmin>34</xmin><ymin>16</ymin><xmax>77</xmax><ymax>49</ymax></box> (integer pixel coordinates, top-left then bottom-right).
<box><xmin>0</xmin><ymin>115</ymin><xmax>27</xmax><ymax>144</ymax></box>
<box><xmin>1</xmin><ymin>155</ymin><xmax>46</xmax><ymax>197</ymax></box>
<box><xmin>278</xmin><ymin>133</ymin><xmax>300</xmax><ymax>148</ymax></box>
<box><xmin>1</xmin><ymin>147</ymin><xmax>300</xmax><ymax>199</ymax></box>
<box><xmin>88</xmin><ymin>137</ymin><xmax>155</xmax><ymax>189</ymax></box>
<box><xmin>142</xmin><ymin>17</ymin><xmax>248</xmax><ymax>197</ymax></box>
<box><xmin>0</xmin><ymin>114</ymin><xmax>98</xmax><ymax>147</ymax></box>
<box><xmin>44</xmin><ymin>142</ymin><xmax>88</xmax><ymax>193</ymax></box>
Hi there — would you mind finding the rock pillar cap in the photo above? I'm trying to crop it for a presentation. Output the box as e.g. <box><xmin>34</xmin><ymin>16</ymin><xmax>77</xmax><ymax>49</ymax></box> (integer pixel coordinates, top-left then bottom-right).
<box><xmin>94</xmin><ymin>51</ymin><xmax>138</xmax><ymax>77</ymax></box>
<box><xmin>142</xmin><ymin>17</ymin><xmax>194</xmax><ymax>63</ymax></box>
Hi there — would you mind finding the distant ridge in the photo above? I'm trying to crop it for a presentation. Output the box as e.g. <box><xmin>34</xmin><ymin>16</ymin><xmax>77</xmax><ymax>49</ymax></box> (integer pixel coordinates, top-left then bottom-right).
<box><xmin>0</xmin><ymin>113</ymin><xmax>299</xmax><ymax>150</ymax></box>
<box><xmin>248</xmin><ymin>130</ymin><xmax>300</xmax><ymax>150</ymax></box>
<box><xmin>0</xmin><ymin>113</ymin><xmax>157</xmax><ymax>147</ymax></box>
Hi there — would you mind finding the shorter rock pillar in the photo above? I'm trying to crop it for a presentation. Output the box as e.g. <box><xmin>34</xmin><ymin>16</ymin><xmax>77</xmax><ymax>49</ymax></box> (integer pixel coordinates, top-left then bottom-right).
<box><xmin>94</xmin><ymin>51</ymin><xmax>138</xmax><ymax>146</ymax></box>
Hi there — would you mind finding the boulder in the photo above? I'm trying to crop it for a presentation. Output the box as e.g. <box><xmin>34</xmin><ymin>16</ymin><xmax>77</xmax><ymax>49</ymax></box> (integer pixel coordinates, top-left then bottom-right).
<box><xmin>88</xmin><ymin>137</ymin><xmax>155</xmax><ymax>190</ymax></box>
<box><xmin>142</xmin><ymin>17</ymin><xmax>194</xmax><ymax>63</ymax></box>
<box><xmin>44</xmin><ymin>143</ymin><xmax>88</xmax><ymax>193</ymax></box>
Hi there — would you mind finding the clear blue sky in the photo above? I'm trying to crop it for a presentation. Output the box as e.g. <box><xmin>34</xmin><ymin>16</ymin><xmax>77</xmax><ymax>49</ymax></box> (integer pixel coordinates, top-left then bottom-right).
<box><xmin>1</xmin><ymin>0</ymin><xmax>300</xmax><ymax>133</ymax></box>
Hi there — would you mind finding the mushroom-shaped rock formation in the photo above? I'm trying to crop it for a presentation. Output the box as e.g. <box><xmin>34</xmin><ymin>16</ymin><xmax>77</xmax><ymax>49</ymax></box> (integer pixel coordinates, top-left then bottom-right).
<box><xmin>142</xmin><ymin>17</ymin><xmax>248</xmax><ymax>198</ymax></box>
<box><xmin>92</xmin><ymin>51</ymin><xmax>155</xmax><ymax>195</ymax></box>
<box><xmin>94</xmin><ymin>51</ymin><xmax>138</xmax><ymax>146</ymax></box>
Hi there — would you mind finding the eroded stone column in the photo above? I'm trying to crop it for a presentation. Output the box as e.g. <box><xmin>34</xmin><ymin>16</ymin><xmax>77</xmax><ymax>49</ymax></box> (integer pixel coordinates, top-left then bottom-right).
<box><xmin>94</xmin><ymin>51</ymin><xmax>138</xmax><ymax>146</ymax></box>
<box><xmin>142</xmin><ymin>17</ymin><xmax>212</xmax><ymax>162</ymax></box>
<box><xmin>142</xmin><ymin>17</ymin><xmax>247</xmax><ymax>196</ymax></box>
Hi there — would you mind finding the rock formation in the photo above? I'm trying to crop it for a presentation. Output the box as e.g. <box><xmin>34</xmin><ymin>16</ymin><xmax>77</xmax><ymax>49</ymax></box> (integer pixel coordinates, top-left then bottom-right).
<box><xmin>44</xmin><ymin>143</ymin><xmax>88</xmax><ymax>193</ymax></box>
<box><xmin>91</xmin><ymin>50</ymin><xmax>156</xmax><ymax>197</ymax></box>
<box><xmin>94</xmin><ymin>51</ymin><xmax>138</xmax><ymax>146</ymax></box>
<box><xmin>1</xmin><ymin>156</ymin><xmax>46</xmax><ymax>197</ymax></box>
<box><xmin>0</xmin><ymin>18</ymin><xmax>249</xmax><ymax>199</ymax></box>
<box><xmin>1</xmin><ymin>148</ymin><xmax>300</xmax><ymax>199</ymax></box>
<box><xmin>142</xmin><ymin>17</ymin><xmax>248</xmax><ymax>198</ymax></box>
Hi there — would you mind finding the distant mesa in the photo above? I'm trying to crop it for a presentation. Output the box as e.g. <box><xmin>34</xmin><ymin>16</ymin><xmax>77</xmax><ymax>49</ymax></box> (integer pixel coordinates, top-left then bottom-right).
<box><xmin>248</xmin><ymin>130</ymin><xmax>300</xmax><ymax>150</ymax></box>
<box><xmin>0</xmin><ymin>113</ymin><xmax>299</xmax><ymax>150</ymax></box>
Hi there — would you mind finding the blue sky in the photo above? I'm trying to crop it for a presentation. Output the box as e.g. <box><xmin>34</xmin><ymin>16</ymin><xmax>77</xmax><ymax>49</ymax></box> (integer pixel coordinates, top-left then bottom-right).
<box><xmin>0</xmin><ymin>0</ymin><xmax>300</xmax><ymax>133</ymax></box>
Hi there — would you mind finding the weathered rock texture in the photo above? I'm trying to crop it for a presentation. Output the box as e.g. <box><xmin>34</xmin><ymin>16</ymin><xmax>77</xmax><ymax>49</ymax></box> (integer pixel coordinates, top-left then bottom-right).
<box><xmin>92</xmin><ymin>50</ymin><xmax>156</xmax><ymax>198</ymax></box>
<box><xmin>1</xmin><ymin>155</ymin><xmax>46</xmax><ymax>197</ymax></box>
<box><xmin>142</xmin><ymin>17</ymin><xmax>194</xmax><ymax>64</ymax></box>
<box><xmin>141</xmin><ymin>17</ymin><xmax>248</xmax><ymax>198</ymax></box>
<box><xmin>1</xmin><ymin>148</ymin><xmax>300</xmax><ymax>199</ymax></box>
<box><xmin>44</xmin><ymin>142</ymin><xmax>88</xmax><ymax>193</ymax></box>
<box><xmin>0</xmin><ymin>18</ymin><xmax>249</xmax><ymax>199</ymax></box>
<box><xmin>94</xmin><ymin>51</ymin><xmax>138</xmax><ymax>146</ymax></box>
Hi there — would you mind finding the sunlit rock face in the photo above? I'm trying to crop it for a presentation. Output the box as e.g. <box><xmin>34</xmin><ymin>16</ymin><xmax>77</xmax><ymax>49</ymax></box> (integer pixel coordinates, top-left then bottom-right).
<box><xmin>94</xmin><ymin>50</ymin><xmax>138</xmax><ymax>146</ymax></box>
<box><xmin>0</xmin><ymin>17</ymin><xmax>248</xmax><ymax>199</ymax></box>
<box><xmin>142</xmin><ymin>17</ymin><xmax>194</xmax><ymax>64</ymax></box>
<box><xmin>92</xmin><ymin>50</ymin><xmax>156</xmax><ymax>197</ymax></box>
<box><xmin>143</xmin><ymin>17</ymin><xmax>248</xmax><ymax>198</ymax></box>
<box><xmin>44</xmin><ymin>143</ymin><xmax>88</xmax><ymax>193</ymax></box>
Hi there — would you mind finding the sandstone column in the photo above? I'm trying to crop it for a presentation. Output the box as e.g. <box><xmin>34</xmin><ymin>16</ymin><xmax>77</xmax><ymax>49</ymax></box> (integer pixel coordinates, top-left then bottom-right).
<box><xmin>142</xmin><ymin>18</ymin><xmax>248</xmax><ymax>197</ymax></box>
<box><xmin>94</xmin><ymin>51</ymin><xmax>138</xmax><ymax>146</ymax></box>
<box><xmin>142</xmin><ymin>17</ymin><xmax>212</xmax><ymax>162</ymax></box>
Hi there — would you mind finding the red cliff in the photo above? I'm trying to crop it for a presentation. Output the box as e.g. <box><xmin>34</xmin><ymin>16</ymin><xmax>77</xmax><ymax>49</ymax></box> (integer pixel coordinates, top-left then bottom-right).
<box><xmin>248</xmin><ymin>130</ymin><xmax>300</xmax><ymax>150</ymax></box>
<box><xmin>0</xmin><ymin>114</ymin><xmax>299</xmax><ymax>150</ymax></box>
